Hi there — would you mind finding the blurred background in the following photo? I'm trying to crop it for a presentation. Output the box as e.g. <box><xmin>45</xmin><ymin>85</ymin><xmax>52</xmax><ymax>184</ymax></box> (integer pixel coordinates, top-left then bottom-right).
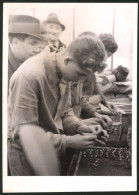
<box><xmin>5</xmin><ymin>3</ymin><xmax>137</xmax><ymax>80</ymax></box>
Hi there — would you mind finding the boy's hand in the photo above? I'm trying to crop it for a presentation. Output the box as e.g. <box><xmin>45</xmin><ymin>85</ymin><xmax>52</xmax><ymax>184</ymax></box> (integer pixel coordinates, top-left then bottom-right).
<box><xmin>105</xmin><ymin>101</ymin><xmax>126</xmax><ymax>114</ymax></box>
<box><xmin>82</xmin><ymin>118</ymin><xmax>101</xmax><ymax>126</ymax></box>
<box><xmin>99</xmin><ymin>103</ymin><xmax>112</xmax><ymax>114</ymax></box>
<box><xmin>88</xmin><ymin>125</ymin><xmax>109</xmax><ymax>139</ymax></box>
<box><xmin>97</xmin><ymin>114</ymin><xmax>113</xmax><ymax>128</ymax></box>
<box><xmin>77</xmin><ymin>125</ymin><xmax>109</xmax><ymax>141</ymax></box>
<box><xmin>66</xmin><ymin>134</ymin><xmax>97</xmax><ymax>150</ymax></box>
<box><xmin>76</xmin><ymin>123</ymin><xmax>107</xmax><ymax>136</ymax></box>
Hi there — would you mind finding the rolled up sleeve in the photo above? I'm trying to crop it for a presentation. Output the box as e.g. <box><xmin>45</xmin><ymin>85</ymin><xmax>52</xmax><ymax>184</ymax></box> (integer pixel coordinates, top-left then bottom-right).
<box><xmin>62</xmin><ymin>107</ymin><xmax>84</xmax><ymax>135</ymax></box>
<box><xmin>47</xmin><ymin>132</ymin><xmax>67</xmax><ymax>154</ymax></box>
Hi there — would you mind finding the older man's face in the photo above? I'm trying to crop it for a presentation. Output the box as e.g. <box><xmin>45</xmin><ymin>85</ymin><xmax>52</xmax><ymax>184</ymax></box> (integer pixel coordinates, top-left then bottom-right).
<box><xmin>42</xmin><ymin>23</ymin><xmax>62</xmax><ymax>41</ymax></box>
<box><xmin>12</xmin><ymin>35</ymin><xmax>47</xmax><ymax>63</ymax></box>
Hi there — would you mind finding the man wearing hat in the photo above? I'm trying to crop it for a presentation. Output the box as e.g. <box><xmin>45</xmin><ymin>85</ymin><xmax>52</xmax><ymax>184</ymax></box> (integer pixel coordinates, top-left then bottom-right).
<box><xmin>113</xmin><ymin>65</ymin><xmax>129</xmax><ymax>82</ymax></box>
<box><xmin>41</xmin><ymin>13</ymin><xmax>66</xmax><ymax>53</ymax></box>
<box><xmin>8</xmin><ymin>15</ymin><xmax>47</xmax><ymax>175</ymax></box>
<box><xmin>8</xmin><ymin>15</ymin><xmax>47</xmax><ymax>87</ymax></box>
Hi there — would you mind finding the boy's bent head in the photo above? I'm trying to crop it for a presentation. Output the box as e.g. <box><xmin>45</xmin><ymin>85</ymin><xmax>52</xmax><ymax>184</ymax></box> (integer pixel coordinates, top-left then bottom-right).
<box><xmin>61</xmin><ymin>36</ymin><xmax>106</xmax><ymax>82</ymax></box>
<box><xmin>66</xmin><ymin>36</ymin><xmax>106</xmax><ymax>68</ymax></box>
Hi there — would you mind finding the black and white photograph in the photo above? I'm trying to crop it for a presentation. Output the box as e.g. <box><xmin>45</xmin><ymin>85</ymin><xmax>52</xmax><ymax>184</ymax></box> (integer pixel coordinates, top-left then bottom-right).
<box><xmin>2</xmin><ymin>2</ymin><xmax>137</xmax><ymax>192</ymax></box>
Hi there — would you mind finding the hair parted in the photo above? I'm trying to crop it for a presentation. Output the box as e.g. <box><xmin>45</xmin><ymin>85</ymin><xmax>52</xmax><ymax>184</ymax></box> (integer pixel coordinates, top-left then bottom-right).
<box><xmin>99</xmin><ymin>33</ymin><xmax>118</xmax><ymax>54</ymax></box>
<box><xmin>66</xmin><ymin>36</ymin><xmax>106</xmax><ymax>68</ymax></box>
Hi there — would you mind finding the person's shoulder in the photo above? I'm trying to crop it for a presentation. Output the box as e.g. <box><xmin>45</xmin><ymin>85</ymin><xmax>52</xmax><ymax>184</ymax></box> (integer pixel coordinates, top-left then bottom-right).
<box><xmin>11</xmin><ymin>47</ymin><xmax>53</xmax><ymax>84</ymax></box>
<box><xmin>23</xmin><ymin>51</ymin><xmax>47</xmax><ymax>75</ymax></box>
<box><xmin>24</xmin><ymin>51</ymin><xmax>44</xmax><ymax>67</ymax></box>
<box><xmin>11</xmin><ymin>54</ymin><xmax>44</xmax><ymax>84</ymax></box>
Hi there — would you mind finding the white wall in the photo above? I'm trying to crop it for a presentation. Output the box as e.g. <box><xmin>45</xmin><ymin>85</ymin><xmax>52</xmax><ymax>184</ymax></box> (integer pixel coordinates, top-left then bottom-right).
<box><xmin>74</xmin><ymin>4</ymin><xmax>114</xmax><ymax>69</ymax></box>
<box><xmin>113</xmin><ymin>4</ymin><xmax>137</xmax><ymax>80</ymax></box>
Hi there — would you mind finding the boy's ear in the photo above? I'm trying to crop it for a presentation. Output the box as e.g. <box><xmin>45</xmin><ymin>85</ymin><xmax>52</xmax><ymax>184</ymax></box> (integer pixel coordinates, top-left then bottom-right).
<box><xmin>64</xmin><ymin>57</ymin><xmax>73</xmax><ymax>66</ymax></box>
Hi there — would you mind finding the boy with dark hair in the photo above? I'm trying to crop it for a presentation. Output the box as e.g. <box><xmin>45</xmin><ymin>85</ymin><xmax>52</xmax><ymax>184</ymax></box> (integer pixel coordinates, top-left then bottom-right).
<box><xmin>99</xmin><ymin>33</ymin><xmax>118</xmax><ymax>57</ymax></box>
<box><xmin>8</xmin><ymin>35</ymin><xmax>109</xmax><ymax>176</ymax></box>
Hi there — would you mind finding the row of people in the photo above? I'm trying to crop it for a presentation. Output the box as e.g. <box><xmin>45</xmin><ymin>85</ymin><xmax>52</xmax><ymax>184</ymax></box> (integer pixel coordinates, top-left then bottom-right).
<box><xmin>8</xmin><ymin>13</ymin><xmax>121</xmax><ymax>176</ymax></box>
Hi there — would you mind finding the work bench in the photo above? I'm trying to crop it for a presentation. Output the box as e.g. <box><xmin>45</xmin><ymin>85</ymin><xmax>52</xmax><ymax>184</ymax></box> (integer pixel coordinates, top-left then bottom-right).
<box><xmin>67</xmin><ymin>111</ymin><xmax>132</xmax><ymax>176</ymax></box>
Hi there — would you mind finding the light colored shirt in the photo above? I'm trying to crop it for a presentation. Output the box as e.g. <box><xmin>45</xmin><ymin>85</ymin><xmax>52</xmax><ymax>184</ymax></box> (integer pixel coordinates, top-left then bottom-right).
<box><xmin>8</xmin><ymin>48</ymin><xmax>83</xmax><ymax>152</ymax></box>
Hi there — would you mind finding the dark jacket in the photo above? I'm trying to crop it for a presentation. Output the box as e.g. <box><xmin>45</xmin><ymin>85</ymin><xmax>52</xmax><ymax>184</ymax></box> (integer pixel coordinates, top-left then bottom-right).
<box><xmin>49</xmin><ymin>40</ymin><xmax>66</xmax><ymax>53</ymax></box>
<box><xmin>8</xmin><ymin>46</ymin><xmax>21</xmax><ymax>88</ymax></box>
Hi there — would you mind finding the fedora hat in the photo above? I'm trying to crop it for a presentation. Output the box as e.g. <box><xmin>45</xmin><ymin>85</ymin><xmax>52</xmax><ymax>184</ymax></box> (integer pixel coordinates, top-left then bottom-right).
<box><xmin>9</xmin><ymin>15</ymin><xmax>45</xmax><ymax>40</ymax></box>
<box><xmin>114</xmin><ymin>65</ymin><xmax>129</xmax><ymax>81</ymax></box>
<box><xmin>43</xmin><ymin>13</ymin><xmax>65</xmax><ymax>31</ymax></box>
<box><xmin>116</xmin><ymin>65</ymin><xmax>129</xmax><ymax>77</ymax></box>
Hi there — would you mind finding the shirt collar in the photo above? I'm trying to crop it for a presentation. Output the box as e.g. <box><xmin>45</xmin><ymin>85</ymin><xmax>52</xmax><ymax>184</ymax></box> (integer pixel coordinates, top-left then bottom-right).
<box><xmin>43</xmin><ymin>47</ymin><xmax>61</xmax><ymax>87</ymax></box>
<box><xmin>48</xmin><ymin>40</ymin><xmax>59</xmax><ymax>48</ymax></box>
